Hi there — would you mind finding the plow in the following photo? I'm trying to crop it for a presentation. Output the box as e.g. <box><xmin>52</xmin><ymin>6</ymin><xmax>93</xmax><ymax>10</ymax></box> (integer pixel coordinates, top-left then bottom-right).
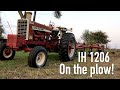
<box><xmin>0</xmin><ymin>11</ymin><xmax>105</xmax><ymax>68</ymax></box>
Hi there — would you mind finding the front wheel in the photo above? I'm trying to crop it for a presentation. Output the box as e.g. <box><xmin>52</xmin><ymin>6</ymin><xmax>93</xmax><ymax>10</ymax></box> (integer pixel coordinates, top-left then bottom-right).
<box><xmin>0</xmin><ymin>43</ymin><xmax>16</xmax><ymax>60</ymax></box>
<box><xmin>28</xmin><ymin>46</ymin><xmax>48</xmax><ymax>68</ymax></box>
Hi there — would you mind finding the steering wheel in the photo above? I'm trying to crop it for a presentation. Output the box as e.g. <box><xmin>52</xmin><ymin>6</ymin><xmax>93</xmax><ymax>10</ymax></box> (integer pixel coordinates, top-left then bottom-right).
<box><xmin>49</xmin><ymin>21</ymin><xmax>55</xmax><ymax>27</ymax></box>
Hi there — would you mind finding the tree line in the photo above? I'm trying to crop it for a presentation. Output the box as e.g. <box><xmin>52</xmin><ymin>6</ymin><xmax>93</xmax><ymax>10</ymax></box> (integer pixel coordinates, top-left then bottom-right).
<box><xmin>81</xmin><ymin>29</ymin><xmax>110</xmax><ymax>46</ymax></box>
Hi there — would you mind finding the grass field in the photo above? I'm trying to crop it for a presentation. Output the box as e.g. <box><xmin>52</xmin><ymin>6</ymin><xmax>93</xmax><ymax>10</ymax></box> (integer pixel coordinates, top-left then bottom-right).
<box><xmin>0</xmin><ymin>49</ymin><xmax>120</xmax><ymax>79</ymax></box>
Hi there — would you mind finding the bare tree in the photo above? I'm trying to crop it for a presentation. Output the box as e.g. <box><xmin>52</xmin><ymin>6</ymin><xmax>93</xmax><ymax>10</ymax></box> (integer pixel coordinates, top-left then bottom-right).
<box><xmin>0</xmin><ymin>12</ymin><xmax>5</xmax><ymax>38</ymax></box>
<box><xmin>53</xmin><ymin>11</ymin><xmax>62</xmax><ymax>19</ymax></box>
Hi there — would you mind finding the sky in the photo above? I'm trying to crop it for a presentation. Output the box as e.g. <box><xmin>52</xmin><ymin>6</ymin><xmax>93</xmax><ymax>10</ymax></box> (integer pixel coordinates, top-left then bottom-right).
<box><xmin>0</xmin><ymin>11</ymin><xmax>120</xmax><ymax>49</ymax></box>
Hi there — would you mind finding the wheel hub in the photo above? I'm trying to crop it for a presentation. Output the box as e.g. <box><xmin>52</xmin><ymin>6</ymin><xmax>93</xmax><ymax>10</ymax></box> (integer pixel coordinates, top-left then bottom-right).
<box><xmin>36</xmin><ymin>52</ymin><xmax>45</xmax><ymax>66</ymax></box>
<box><xmin>3</xmin><ymin>47</ymin><xmax>13</xmax><ymax>58</ymax></box>
<box><xmin>68</xmin><ymin>40</ymin><xmax>75</xmax><ymax>58</ymax></box>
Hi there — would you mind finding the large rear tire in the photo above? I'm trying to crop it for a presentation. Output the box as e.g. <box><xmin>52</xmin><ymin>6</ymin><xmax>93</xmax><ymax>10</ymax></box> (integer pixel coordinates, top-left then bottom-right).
<box><xmin>28</xmin><ymin>46</ymin><xmax>48</xmax><ymax>68</ymax></box>
<box><xmin>0</xmin><ymin>43</ymin><xmax>16</xmax><ymax>60</ymax></box>
<box><xmin>59</xmin><ymin>33</ymin><xmax>76</xmax><ymax>61</ymax></box>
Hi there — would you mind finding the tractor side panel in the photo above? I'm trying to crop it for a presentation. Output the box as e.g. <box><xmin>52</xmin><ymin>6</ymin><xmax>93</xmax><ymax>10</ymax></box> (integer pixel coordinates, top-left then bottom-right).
<box><xmin>6</xmin><ymin>34</ymin><xmax>25</xmax><ymax>49</ymax></box>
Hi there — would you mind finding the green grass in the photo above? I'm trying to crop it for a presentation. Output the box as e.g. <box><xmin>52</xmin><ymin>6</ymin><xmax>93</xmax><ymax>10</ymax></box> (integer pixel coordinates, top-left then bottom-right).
<box><xmin>0</xmin><ymin>50</ymin><xmax>120</xmax><ymax>79</ymax></box>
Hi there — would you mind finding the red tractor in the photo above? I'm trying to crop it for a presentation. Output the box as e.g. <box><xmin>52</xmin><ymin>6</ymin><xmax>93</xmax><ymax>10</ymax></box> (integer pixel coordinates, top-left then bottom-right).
<box><xmin>0</xmin><ymin>11</ymin><xmax>76</xmax><ymax>68</ymax></box>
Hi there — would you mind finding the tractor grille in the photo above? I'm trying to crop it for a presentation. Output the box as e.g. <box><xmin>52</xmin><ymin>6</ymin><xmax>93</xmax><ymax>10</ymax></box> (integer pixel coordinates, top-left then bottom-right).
<box><xmin>17</xmin><ymin>19</ymin><xmax>29</xmax><ymax>39</ymax></box>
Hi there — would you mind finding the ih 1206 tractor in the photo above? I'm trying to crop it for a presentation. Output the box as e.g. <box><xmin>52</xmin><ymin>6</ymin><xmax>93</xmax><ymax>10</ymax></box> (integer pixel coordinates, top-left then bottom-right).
<box><xmin>0</xmin><ymin>11</ymin><xmax>76</xmax><ymax>68</ymax></box>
